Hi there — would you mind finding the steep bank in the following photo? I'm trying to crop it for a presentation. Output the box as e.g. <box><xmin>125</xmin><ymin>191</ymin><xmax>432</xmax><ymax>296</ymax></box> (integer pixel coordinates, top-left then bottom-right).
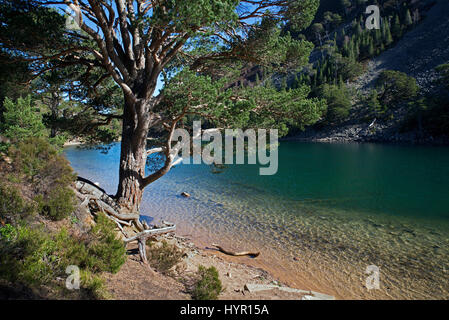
<box><xmin>356</xmin><ymin>0</ymin><xmax>449</xmax><ymax>93</ymax></box>
<box><xmin>289</xmin><ymin>0</ymin><xmax>449</xmax><ymax>144</ymax></box>
<box><xmin>284</xmin><ymin>121</ymin><xmax>449</xmax><ymax>144</ymax></box>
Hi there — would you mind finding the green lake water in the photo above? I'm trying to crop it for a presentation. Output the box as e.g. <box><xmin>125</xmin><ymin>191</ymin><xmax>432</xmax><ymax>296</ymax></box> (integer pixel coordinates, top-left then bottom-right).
<box><xmin>65</xmin><ymin>141</ymin><xmax>449</xmax><ymax>299</ymax></box>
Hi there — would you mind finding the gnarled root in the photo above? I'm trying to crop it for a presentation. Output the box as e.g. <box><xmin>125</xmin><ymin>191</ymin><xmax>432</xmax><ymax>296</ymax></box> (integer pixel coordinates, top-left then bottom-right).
<box><xmin>74</xmin><ymin>177</ymin><xmax>176</xmax><ymax>263</ymax></box>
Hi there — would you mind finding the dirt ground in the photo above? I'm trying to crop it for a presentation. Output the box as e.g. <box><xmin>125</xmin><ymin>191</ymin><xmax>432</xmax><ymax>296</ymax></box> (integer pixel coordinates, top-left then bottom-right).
<box><xmin>103</xmin><ymin>235</ymin><xmax>333</xmax><ymax>300</ymax></box>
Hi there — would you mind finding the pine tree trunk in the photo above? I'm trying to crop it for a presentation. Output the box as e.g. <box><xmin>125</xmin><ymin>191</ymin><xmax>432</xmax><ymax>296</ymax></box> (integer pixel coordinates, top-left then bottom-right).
<box><xmin>115</xmin><ymin>99</ymin><xmax>150</xmax><ymax>213</ymax></box>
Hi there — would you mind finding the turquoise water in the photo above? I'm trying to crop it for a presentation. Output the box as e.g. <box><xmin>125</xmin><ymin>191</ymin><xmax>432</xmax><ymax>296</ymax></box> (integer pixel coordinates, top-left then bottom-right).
<box><xmin>65</xmin><ymin>142</ymin><xmax>449</xmax><ymax>299</ymax></box>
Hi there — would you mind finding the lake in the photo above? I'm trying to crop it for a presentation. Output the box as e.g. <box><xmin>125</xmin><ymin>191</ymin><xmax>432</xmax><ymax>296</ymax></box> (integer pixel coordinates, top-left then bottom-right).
<box><xmin>65</xmin><ymin>141</ymin><xmax>449</xmax><ymax>299</ymax></box>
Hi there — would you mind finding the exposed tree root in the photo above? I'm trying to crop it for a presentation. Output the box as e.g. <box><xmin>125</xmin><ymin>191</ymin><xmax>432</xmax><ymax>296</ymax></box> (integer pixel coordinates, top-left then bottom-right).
<box><xmin>74</xmin><ymin>177</ymin><xmax>176</xmax><ymax>263</ymax></box>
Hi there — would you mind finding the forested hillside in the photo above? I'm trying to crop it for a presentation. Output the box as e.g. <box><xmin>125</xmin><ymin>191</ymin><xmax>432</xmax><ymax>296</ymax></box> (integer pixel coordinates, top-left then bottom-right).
<box><xmin>284</xmin><ymin>0</ymin><xmax>449</xmax><ymax>143</ymax></box>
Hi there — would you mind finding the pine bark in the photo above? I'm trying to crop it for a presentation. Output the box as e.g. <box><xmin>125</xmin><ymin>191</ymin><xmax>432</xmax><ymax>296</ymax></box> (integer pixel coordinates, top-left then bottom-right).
<box><xmin>115</xmin><ymin>98</ymin><xmax>151</xmax><ymax>213</ymax></box>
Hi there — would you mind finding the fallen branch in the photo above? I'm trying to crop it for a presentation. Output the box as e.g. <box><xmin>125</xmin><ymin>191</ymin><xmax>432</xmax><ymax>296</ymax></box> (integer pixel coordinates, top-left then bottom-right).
<box><xmin>124</xmin><ymin>225</ymin><xmax>176</xmax><ymax>243</ymax></box>
<box><xmin>124</xmin><ymin>224</ymin><xmax>176</xmax><ymax>264</ymax></box>
<box><xmin>212</xmin><ymin>244</ymin><xmax>260</xmax><ymax>258</ymax></box>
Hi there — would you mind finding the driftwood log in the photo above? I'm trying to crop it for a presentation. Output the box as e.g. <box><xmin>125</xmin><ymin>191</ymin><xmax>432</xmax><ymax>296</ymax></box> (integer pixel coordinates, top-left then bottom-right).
<box><xmin>74</xmin><ymin>177</ymin><xmax>176</xmax><ymax>263</ymax></box>
<box><xmin>212</xmin><ymin>244</ymin><xmax>260</xmax><ymax>258</ymax></box>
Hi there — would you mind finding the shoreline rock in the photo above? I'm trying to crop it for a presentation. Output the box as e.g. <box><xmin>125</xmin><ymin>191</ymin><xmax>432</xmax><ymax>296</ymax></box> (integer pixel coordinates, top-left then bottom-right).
<box><xmin>284</xmin><ymin>123</ymin><xmax>449</xmax><ymax>146</ymax></box>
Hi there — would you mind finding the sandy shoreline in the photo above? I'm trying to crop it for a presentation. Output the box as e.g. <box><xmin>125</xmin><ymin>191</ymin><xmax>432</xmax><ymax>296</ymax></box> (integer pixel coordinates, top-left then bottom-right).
<box><xmin>170</xmin><ymin>224</ymin><xmax>344</xmax><ymax>299</ymax></box>
<box><xmin>104</xmin><ymin>234</ymin><xmax>336</xmax><ymax>300</ymax></box>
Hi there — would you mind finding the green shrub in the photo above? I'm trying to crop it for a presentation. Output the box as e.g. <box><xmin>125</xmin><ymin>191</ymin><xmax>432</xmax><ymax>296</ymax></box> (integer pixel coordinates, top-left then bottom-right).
<box><xmin>36</xmin><ymin>187</ymin><xmax>76</xmax><ymax>221</ymax></box>
<box><xmin>401</xmin><ymin>95</ymin><xmax>449</xmax><ymax>136</ymax></box>
<box><xmin>0</xmin><ymin>183</ymin><xmax>24</xmax><ymax>222</ymax></box>
<box><xmin>147</xmin><ymin>240</ymin><xmax>184</xmax><ymax>275</ymax></box>
<box><xmin>318</xmin><ymin>83</ymin><xmax>352</xmax><ymax>124</ymax></box>
<box><xmin>0</xmin><ymin>96</ymin><xmax>70</xmax><ymax>149</ymax></box>
<box><xmin>0</xmin><ymin>217</ymin><xmax>125</xmax><ymax>299</ymax></box>
<box><xmin>55</xmin><ymin>229</ymin><xmax>93</xmax><ymax>270</ymax></box>
<box><xmin>0</xmin><ymin>96</ymin><xmax>46</xmax><ymax>143</ymax></box>
<box><xmin>6</xmin><ymin>173</ymin><xmax>21</xmax><ymax>184</ymax></box>
<box><xmin>192</xmin><ymin>266</ymin><xmax>222</xmax><ymax>300</ymax></box>
<box><xmin>49</xmin><ymin>134</ymin><xmax>68</xmax><ymax>149</ymax></box>
<box><xmin>0</xmin><ymin>183</ymin><xmax>35</xmax><ymax>224</ymax></box>
<box><xmin>88</xmin><ymin>213</ymin><xmax>126</xmax><ymax>273</ymax></box>
<box><xmin>339</xmin><ymin>56</ymin><xmax>364</xmax><ymax>81</ymax></box>
<box><xmin>18</xmin><ymin>230</ymin><xmax>59</xmax><ymax>286</ymax></box>
<box><xmin>80</xmin><ymin>269</ymin><xmax>111</xmax><ymax>300</ymax></box>
<box><xmin>0</xmin><ymin>225</ymin><xmax>60</xmax><ymax>286</ymax></box>
<box><xmin>376</xmin><ymin>70</ymin><xmax>418</xmax><ymax>106</ymax></box>
<box><xmin>436</xmin><ymin>64</ymin><xmax>449</xmax><ymax>90</ymax></box>
<box><xmin>366</xmin><ymin>89</ymin><xmax>388</xmax><ymax>119</ymax></box>
<box><xmin>0</xmin><ymin>223</ymin><xmax>17</xmax><ymax>241</ymax></box>
<box><xmin>56</xmin><ymin>213</ymin><xmax>126</xmax><ymax>274</ymax></box>
<box><xmin>10</xmin><ymin>137</ymin><xmax>76</xmax><ymax>220</ymax></box>
<box><xmin>10</xmin><ymin>137</ymin><xmax>60</xmax><ymax>180</ymax></box>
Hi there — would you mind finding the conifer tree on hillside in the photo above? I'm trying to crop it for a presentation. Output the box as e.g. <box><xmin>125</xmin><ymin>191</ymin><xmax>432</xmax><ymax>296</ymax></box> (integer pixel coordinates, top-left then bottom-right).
<box><xmin>392</xmin><ymin>15</ymin><xmax>402</xmax><ymax>38</ymax></box>
<box><xmin>404</xmin><ymin>9</ymin><xmax>413</xmax><ymax>27</ymax></box>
